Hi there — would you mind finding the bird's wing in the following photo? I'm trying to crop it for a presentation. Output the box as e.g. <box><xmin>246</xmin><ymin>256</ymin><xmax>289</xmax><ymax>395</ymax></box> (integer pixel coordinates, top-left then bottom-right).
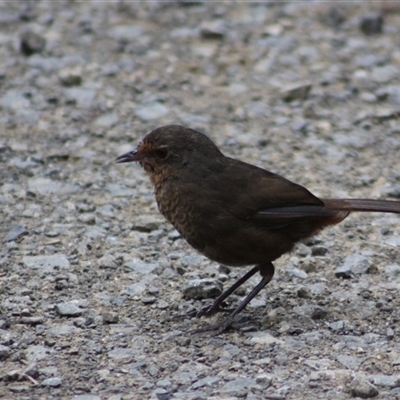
<box><xmin>214</xmin><ymin>158</ymin><xmax>339</xmax><ymax>227</ymax></box>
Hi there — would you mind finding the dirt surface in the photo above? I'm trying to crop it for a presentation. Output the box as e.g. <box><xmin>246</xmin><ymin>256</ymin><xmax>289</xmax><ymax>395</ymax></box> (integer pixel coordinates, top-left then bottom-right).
<box><xmin>1</xmin><ymin>2</ymin><xmax>400</xmax><ymax>399</ymax></box>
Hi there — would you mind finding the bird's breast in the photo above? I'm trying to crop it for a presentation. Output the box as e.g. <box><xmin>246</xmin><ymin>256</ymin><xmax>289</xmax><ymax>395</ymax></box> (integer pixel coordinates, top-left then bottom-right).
<box><xmin>155</xmin><ymin>183</ymin><xmax>191</xmax><ymax>231</ymax></box>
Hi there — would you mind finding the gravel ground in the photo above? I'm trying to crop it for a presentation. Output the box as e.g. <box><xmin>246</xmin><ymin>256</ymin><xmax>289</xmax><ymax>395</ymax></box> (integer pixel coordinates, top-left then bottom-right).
<box><xmin>1</xmin><ymin>2</ymin><xmax>400</xmax><ymax>399</ymax></box>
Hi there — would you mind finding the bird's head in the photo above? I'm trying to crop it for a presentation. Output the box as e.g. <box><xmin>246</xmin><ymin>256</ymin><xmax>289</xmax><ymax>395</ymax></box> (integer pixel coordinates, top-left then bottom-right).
<box><xmin>116</xmin><ymin>125</ymin><xmax>223</xmax><ymax>183</ymax></box>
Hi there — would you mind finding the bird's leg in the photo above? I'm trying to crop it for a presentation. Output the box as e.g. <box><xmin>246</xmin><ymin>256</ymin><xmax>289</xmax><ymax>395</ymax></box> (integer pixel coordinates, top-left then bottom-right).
<box><xmin>191</xmin><ymin>262</ymin><xmax>275</xmax><ymax>334</ymax></box>
<box><xmin>187</xmin><ymin>265</ymin><xmax>260</xmax><ymax>318</ymax></box>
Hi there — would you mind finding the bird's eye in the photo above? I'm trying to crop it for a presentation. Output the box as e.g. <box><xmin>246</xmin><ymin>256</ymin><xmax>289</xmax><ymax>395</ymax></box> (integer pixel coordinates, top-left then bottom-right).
<box><xmin>155</xmin><ymin>148</ymin><xmax>168</xmax><ymax>159</ymax></box>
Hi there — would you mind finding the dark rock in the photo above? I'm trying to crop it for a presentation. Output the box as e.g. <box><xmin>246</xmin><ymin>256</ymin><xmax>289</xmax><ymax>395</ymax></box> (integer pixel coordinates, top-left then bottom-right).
<box><xmin>325</xmin><ymin>6</ymin><xmax>346</xmax><ymax>28</ymax></box>
<box><xmin>183</xmin><ymin>279</ymin><xmax>223</xmax><ymax>300</ymax></box>
<box><xmin>59</xmin><ymin>67</ymin><xmax>83</xmax><ymax>87</ymax></box>
<box><xmin>20</xmin><ymin>30</ymin><xmax>46</xmax><ymax>56</ymax></box>
<box><xmin>281</xmin><ymin>82</ymin><xmax>312</xmax><ymax>102</ymax></box>
<box><xmin>311</xmin><ymin>246</ymin><xmax>329</xmax><ymax>256</ymax></box>
<box><xmin>200</xmin><ymin>20</ymin><xmax>227</xmax><ymax>39</ymax></box>
<box><xmin>350</xmin><ymin>376</ymin><xmax>379</xmax><ymax>398</ymax></box>
<box><xmin>102</xmin><ymin>312</ymin><xmax>119</xmax><ymax>324</ymax></box>
<box><xmin>20</xmin><ymin>317</ymin><xmax>44</xmax><ymax>325</ymax></box>
<box><xmin>360</xmin><ymin>13</ymin><xmax>384</xmax><ymax>35</ymax></box>
<box><xmin>141</xmin><ymin>296</ymin><xmax>156</xmax><ymax>304</ymax></box>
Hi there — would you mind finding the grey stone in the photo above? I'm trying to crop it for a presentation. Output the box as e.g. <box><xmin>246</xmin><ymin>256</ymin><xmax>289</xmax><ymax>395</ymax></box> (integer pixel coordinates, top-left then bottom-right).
<box><xmin>287</xmin><ymin>267</ymin><xmax>308</xmax><ymax>279</ymax></box>
<box><xmin>59</xmin><ymin>66</ymin><xmax>83</xmax><ymax>86</ymax></box>
<box><xmin>20</xmin><ymin>317</ymin><xmax>44</xmax><ymax>325</ymax></box>
<box><xmin>371</xmin><ymin>375</ymin><xmax>400</xmax><ymax>388</ymax></box>
<box><xmin>156</xmin><ymin>379</ymin><xmax>172</xmax><ymax>388</ymax></box>
<box><xmin>83</xmin><ymin>226</ymin><xmax>107</xmax><ymax>239</ymax></box>
<box><xmin>255</xmin><ymin>373</ymin><xmax>273</xmax><ymax>388</ymax></box>
<box><xmin>108</xmin><ymin>25</ymin><xmax>143</xmax><ymax>41</ymax></box>
<box><xmin>97</xmin><ymin>254</ymin><xmax>118</xmax><ymax>269</ymax></box>
<box><xmin>297</xmin><ymin>287</ymin><xmax>311</xmax><ymax>299</ymax></box>
<box><xmin>378</xmin><ymin>85</ymin><xmax>400</xmax><ymax>105</ymax></box>
<box><xmin>386</xmin><ymin>236</ymin><xmax>400</xmax><ymax>247</ymax></box>
<box><xmin>335</xmin><ymin>265</ymin><xmax>354</xmax><ymax>279</ymax></box>
<box><xmin>78</xmin><ymin>213</ymin><xmax>96</xmax><ymax>225</ymax></box>
<box><xmin>385</xmin><ymin>327</ymin><xmax>395</xmax><ymax>340</ymax></box>
<box><xmin>385</xmin><ymin>264</ymin><xmax>400</xmax><ymax>278</ymax></box>
<box><xmin>248</xmin><ymin>331</ymin><xmax>285</xmax><ymax>345</ymax></box>
<box><xmin>108</xmin><ymin>348</ymin><xmax>140</xmax><ymax>361</ymax></box>
<box><xmin>141</xmin><ymin>296</ymin><xmax>156</xmax><ymax>304</ymax></box>
<box><xmin>329</xmin><ymin>320</ymin><xmax>345</xmax><ymax>331</ymax></box>
<box><xmin>123</xmin><ymin>259</ymin><xmax>158</xmax><ymax>274</ymax></box>
<box><xmin>179</xmin><ymin>254</ymin><xmax>204</xmax><ymax>267</ymax></box>
<box><xmin>55</xmin><ymin>302</ymin><xmax>84</xmax><ymax>317</ymax></box>
<box><xmin>47</xmin><ymin>324</ymin><xmax>77</xmax><ymax>336</ymax></box>
<box><xmin>170</xmin><ymin>27</ymin><xmax>199</xmax><ymax>40</ymax></box>
<box><xmin>304</xmin><ymin>358</ymin><xmax>334</xmax><ymax>370</ymax></box>
<box><xmin>336</xmin><ymin>354</ymin><xmax>363</xmax><ymax>369</ymax></box>
<box><xmin>27</xmin><ymin>177</ymin><xmax>63</xmax><ymax>196</ymax></box>
<box><xmin>135</xmin><ymin>103</ymin><xmax>169</xmax><ymax>121</ymax></box>
<box><xmin>191</xmin><ymin>376</ymin><xmax>220</xmax><ymax>389</ymax></box>
<box><xmin>9</xmin><ymin>385</ymin><xmax>30</xmax><ymax>393</ymax></box>
<box><xmin>25</xmin><ymin>345</ymin><xmax>53</xmax><ymax>362</ymax></box>
<box><xmin>291</xmin><ymin>119</ymin><xmax>309</xmax><ymax>133</ymax></box>
<box><xmin>371</xmin><ymin>66</ymin><xmax>399</xmax><ymax>84</ymax></box>
<box><xmin>24</xmin><ymin>362</ymin><xmax>39</xmax><ymax>378</ymax></box>
<box><xmin>132</xmin><ymin>215</ymin><xmax>164</xmax><ymax>232</ymax></box>
<box><xmin>183</xmin><ymin>278</ymin><xmax>223</xmax><ymax>300</ymax></box>
<box><xmin>335</xmin><ymin>253</ymin><xmax>371</xmax><ymax>278</ymax></box>
<box><xmin>345</xmin><ymin>253</ymin><xmax>371</xmax><ymax>275</ymax></box>
<box><xmin>123</xmin><ymin>274</ymin><xmax>158</xmax><ymax>296</ymax></box>
<box><xmin>93</xmin><ymin>112</ymin><xmax>119</xmax><ymax>128</ymax></box>
<box><xmin>354</xmin><ymin>54</ymin><xmax>386</xmax><ymax>68</ymax></box>
<box><xmin>64</xmin><ymin>87</ymin><xmax>97</xmax><ymax>108</ymax></box>
<box><xmin>0</xmin><ymin>344</ymin><xmax>10</xmax><ymax>359</ymax></box>
<box><xmin>154</xmin><ymin>388</ymin><xmax>169</xmax><ymax>400</ymax></box>
<box><xmin>101</xmin><ymin>64</ymin><xmax>120</xmax><ymax>76</ymax></box>
<box><xmin>3</xmin><ymin>225</ymin><xmax>28</xmax><ymax>242</ymax></box>
<box><xmin>96</xmin><ymin>204</ymin><xmax>115</xmax><ymax>217</ymax></box>
<box><xmin>359</xmin><ymin>92</ymin><xmax>377</xmax><ymax>103</ymax></box>
<box><xmin>1</xmin><ymin>90</ymin><xmax>30</xmax><ymax>111</ymax></box>
<box><xmin>102</xmin><ymin>312</ymin><xmax>119</xmax><ymax>324</ymax></box>
<box><xmin>23</xmin><ymin>254</ymin><xmax>70</xmax><ymax>273</ymax></box>
<box><xmin>108</xmin><ymin>184</ymin><xmax>136</xmax><ymax>198</ymax></box>
<box><xmin>220</xmin><ymin>378</ymin><xmax>257</xmax><ymax>395</ymax></box>
<box><xmin>41</xmin><ymin>377</ymin><xmax>62</xmax><ymax>387</ymax></box>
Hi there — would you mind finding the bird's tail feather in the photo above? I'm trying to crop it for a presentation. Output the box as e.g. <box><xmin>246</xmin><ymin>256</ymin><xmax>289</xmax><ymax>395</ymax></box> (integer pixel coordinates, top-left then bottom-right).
<box><xmin>323</xmin><ymin>198</ymin><xmax>400</xmax><ymax>214</ymax></box>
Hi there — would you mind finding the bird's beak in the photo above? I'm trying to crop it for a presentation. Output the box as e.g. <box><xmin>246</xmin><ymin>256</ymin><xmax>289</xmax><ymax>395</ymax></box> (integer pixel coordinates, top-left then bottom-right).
<box><xmin>115</xmin><ymin>149</ymin><xmax>144</xmax><ymax>164</ymax></box>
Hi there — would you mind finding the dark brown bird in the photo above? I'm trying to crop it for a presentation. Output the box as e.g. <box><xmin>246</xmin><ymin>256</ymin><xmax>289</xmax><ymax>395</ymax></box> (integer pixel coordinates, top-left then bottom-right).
<box><xmin>116</xmin><ymin>125</ymin><xmax>400</xmax><ymax>333</ymax></box>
